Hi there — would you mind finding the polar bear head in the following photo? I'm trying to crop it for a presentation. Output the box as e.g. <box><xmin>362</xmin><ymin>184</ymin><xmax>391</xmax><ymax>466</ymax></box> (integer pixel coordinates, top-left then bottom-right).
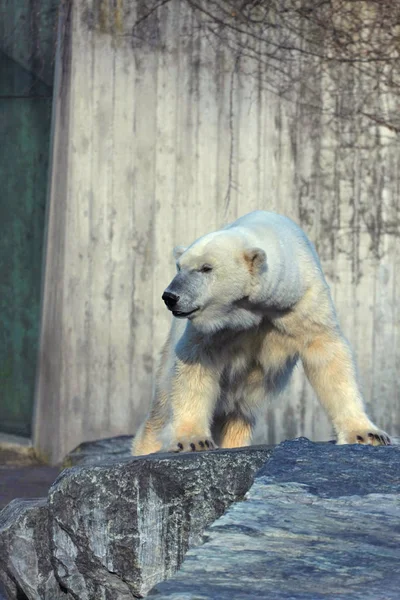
<box><xmin>162</xmin><ymin>230</ymin><xmax>266</xmax><ymax>334</ymax></box>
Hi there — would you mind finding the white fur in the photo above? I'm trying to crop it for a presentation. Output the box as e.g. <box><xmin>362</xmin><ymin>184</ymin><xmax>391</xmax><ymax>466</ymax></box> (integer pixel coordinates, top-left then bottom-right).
<box><xmin>132</xmin><ymin>211</ymin><xmax>390</xmax><ymax>455</ymax></box>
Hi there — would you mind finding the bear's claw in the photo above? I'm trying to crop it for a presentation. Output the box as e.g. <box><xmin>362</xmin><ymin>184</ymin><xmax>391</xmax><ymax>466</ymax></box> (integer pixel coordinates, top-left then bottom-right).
<box><xmin>342</xmin><ymin>429</ymin><xmax>391</xmax><ymax>446</ymax></box>
<box><xmin>170</xmin><ymin>438</ymin><xmax>217</xmax><ymax>453</ymax></box>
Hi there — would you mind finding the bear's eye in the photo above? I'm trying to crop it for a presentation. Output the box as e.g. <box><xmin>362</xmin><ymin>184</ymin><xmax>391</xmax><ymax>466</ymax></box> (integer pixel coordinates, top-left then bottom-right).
<box><xmin>176</xmin><ymin>263</ymin><xmax>181</xmax><ymax>272</ymax></box>
<box><xmin>199</xmin><ymin>264</ymin><xmax>213</xmax><ymax>273</ymax></box>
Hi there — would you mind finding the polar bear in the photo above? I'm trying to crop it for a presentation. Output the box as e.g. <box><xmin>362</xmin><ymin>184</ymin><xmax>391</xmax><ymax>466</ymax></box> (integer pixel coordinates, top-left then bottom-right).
<box><xmin>132</xmin><ymin>211</ymin><xmax>390</xmax><ymax>455</ymax></box>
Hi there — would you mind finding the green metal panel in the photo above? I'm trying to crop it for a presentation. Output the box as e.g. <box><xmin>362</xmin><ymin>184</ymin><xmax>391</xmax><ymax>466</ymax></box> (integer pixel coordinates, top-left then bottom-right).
<box><xmin>0</xmin><ymin>0</ymin><xmax>59</xmax><ymax>86</ymax></box>
<box><xmin>0</xmin><ymin>51</ymin><xmax>52</xmax><ymax>436</ymax></box>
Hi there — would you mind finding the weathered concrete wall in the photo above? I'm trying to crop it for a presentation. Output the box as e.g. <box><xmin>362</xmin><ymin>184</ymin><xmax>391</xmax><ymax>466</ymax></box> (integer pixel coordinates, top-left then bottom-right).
<box><xmin>34</xmin><ymin>0</ymin><xmax>400</xmax><ymax>463</ymax></box>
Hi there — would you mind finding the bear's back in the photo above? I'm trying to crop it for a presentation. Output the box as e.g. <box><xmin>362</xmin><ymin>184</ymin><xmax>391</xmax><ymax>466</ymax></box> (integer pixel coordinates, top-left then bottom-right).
<box><xmin>227</xmin><ymin>210</ymin><xmax>327</xmax><ymax>306</ymax></box>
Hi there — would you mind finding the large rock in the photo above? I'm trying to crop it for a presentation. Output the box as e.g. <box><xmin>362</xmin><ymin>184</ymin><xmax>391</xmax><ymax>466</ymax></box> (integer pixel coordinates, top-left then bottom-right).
<box><xmin>62</xmin><ymin>435</ymin><xmax>134</xmax><ymax>468</ymax></box>
<box><xmin>0</xmin><ymin>444</ymin><xmax>272</xmax><ymax>599</ymax></box>
<box><xmin>149</xmin><ymin>438</ymin><xmax>400</xmax><ymax>599</ymax></box>
<box><xmin>49</xmin><ymin>446</ymin><xmax>272</xmax><ymax>599</ymax></box>
<box><xmin>2</xmin><ymin>438</ymin><xmax>399</xmax><ymax>600</ymax></box>
<box><xmin>0</xmin><ymin>498</ymin><xmax>72</xmax><ymax>600</ymax></box>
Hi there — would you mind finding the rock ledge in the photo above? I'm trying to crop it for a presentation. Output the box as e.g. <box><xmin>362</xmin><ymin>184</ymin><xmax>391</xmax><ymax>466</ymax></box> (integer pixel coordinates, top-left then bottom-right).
<box><xmin>0</xmin><ymin>443</ymin><xmax>272</xmax><ymax>599</ymax></box>
<box><xmin>149</xmin><ymin>439</ymin><xmax>400</xmax><ymax>600</ymax></box>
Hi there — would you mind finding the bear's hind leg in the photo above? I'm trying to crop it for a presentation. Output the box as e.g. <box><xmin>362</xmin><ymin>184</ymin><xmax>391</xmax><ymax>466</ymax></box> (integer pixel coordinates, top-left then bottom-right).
<box><xmin>217</xmin><ymin>366</ymin><xmax>264</xmax><ymax>449</ymax></box>
<box><xmin>218</xmin><ymin>414</ymin><xmax>254</xmax><ymax>448</ymax></box>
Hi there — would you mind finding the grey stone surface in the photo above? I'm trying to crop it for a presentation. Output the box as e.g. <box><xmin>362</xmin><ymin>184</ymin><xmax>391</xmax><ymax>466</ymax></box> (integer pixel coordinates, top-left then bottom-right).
<box><xmin>149</xmin><ymin>438</ymin><xmax>400</xmax><ymax>599</ymax></box>
<box><xmin>2</xmin><ymin>438</ymin><xmax>398</xmax><ymax>600</ymax></box>
<box><xmin>62</xmin><ymin>435</ymin><xmax>134</xmax><ymax>467</ymax></box>
<box><xmin>49</xmin><ymin>445</ymin><xmax>272</xmax><ymax>599</ymax></box>
<box><xmin>0</xmin><ymin>498</ymin><xmax>72</xmax><ymax>600</ymax></box>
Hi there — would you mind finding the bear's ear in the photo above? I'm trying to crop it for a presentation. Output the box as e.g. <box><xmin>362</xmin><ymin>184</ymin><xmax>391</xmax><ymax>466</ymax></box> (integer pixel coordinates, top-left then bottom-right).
<box><xmin>173</xmin><ymin>245</ymin><xmax>187</xmax><ymax>260</ymax></box>
<box><xmin>244</xmin><ymin>247</ymin><xmax>266</xmax><ymax>272</ymax></box>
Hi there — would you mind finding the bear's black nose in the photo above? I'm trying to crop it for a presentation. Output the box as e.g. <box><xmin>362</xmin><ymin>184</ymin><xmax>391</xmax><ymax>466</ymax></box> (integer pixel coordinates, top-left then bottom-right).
<box><xmin>162</xmin><ymin>291</ymin><xmax>180</xmax><ymax>310</ymax></box>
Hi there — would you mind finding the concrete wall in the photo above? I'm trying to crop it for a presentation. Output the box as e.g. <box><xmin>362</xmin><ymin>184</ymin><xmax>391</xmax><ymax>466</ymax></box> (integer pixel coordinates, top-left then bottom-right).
<box><xmin>34</xmin><ymin>0</ymin><xmax>400</xmax><ymax>463</ymax></box>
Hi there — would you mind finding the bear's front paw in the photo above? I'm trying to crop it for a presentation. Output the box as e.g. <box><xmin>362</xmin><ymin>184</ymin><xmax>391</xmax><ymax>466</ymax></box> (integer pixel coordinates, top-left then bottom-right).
<box><xmin>168</xmin><ymin>438</ymin><xmax>217</xmax><ymax>453</ymax></box>
<box><xmin>339</xmin><ymin>429</ymin><xmax>391</xmax><ymax>446</ymax></box>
